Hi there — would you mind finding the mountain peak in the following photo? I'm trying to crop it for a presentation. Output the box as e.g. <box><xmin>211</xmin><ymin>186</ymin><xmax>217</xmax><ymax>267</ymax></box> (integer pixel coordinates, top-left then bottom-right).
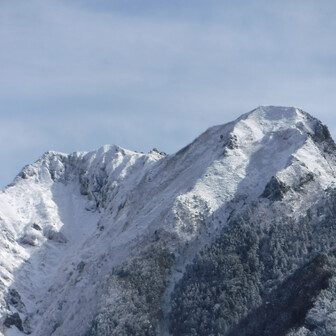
<box><xmin>236</xmin><ymin>105</ymin><xmax>333</xmax><ymax>144</ymax></box>
<box><xmin>248</xmin><ymin>105</ymin><xmax>303</xmax><ymax>118</ymax></box>
<box><xmin>2</xmin><ymin>107</ymin><xmax>336</xmax><ymax>336</ymax></box>
<box><xmin>200</xmin><ymin>106</ymin><xmax>315</xmax><ymax>150</ymax></box>
<box><xmin>158</xmin><ymin>107</ymin><xmax>336</xmax><ymax>233</ymax></box>
<box><xmin>236</xmin><ymin>105</ymin><xmax>311</xmax><ymax>134</ymax></box>
<box><xmin>216</xmin><ymin>105</ymin><xmax>335</xmax><ymax>164</ymax></box>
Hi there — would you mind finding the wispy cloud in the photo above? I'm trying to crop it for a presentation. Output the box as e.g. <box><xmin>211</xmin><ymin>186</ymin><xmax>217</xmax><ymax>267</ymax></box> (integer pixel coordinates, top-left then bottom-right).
<box><xmin>1</xmin><ymin>0</ymin><xmax>336</xmax><ymax>187</ymax></box>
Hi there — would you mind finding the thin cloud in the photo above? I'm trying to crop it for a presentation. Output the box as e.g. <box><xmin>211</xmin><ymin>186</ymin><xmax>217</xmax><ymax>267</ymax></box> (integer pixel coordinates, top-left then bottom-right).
<box><xmin>0</xmin><ymin>0</ymin><xmax>336</xmax><ymax>187</ymax></box>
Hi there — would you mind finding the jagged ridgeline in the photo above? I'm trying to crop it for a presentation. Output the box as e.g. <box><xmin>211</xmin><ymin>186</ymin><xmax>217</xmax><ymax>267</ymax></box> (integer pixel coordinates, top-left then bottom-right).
<box><xmin>2</xmin><ymin>107</ymin><xmax>336</xmax><ymax>336</ymax></box>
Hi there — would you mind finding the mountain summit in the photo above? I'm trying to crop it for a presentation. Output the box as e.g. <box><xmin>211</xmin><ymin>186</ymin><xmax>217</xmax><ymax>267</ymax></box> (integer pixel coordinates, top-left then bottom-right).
<box><xmin>1</xmin><ymin>106</ymin><xmax>336</xmax><ymax>336</ymax></box>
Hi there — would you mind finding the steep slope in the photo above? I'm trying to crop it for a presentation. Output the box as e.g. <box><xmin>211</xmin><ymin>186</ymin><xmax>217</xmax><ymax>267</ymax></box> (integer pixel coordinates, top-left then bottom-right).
<box><xmin>0</xmin><ymin>146</ymin><xmax>164</xmax><ymax>335</ymax></box>
<box><xmin>1</xmin><ymin>106</ymin><xmax>336</xmax><ymax>335</ymax></box>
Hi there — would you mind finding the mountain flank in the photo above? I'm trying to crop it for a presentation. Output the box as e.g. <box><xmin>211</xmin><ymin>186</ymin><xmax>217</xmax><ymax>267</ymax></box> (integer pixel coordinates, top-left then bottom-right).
<box><xmin>1</xmin><ymin>106</ymin><xmax>336</xmax><ymax>335</ymax></box>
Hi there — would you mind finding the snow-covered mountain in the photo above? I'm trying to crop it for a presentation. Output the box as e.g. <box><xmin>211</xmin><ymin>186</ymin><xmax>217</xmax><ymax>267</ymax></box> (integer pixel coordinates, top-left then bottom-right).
<box><xmin>1</xmin><ymin>106</ymin><xmax>336</xmax><ymax>335</ymax></box>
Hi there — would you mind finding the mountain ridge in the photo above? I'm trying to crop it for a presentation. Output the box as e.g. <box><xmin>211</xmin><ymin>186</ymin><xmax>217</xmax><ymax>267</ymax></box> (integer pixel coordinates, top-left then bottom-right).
<box><xmin>1</xmin><ymin>106</ymin><xmax>336</xmax><ymax>335</ymax></box>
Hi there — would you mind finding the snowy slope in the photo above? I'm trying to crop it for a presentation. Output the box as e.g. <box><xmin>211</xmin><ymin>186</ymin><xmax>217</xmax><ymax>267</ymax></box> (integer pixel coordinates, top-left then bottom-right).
<box><xmin>1</xmin><ymin>106</ymin><xmax>336</xmax><ymax>335</ymax></box>
<box><xmin>0</xmin><ymin>146</ymin><xmax>164</xmax><ymax>335</ymax></box>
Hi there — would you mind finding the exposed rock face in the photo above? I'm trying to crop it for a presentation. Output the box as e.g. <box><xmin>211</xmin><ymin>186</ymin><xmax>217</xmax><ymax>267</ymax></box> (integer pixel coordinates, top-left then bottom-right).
<box><xmin>261</xmin><ymin>176</ymin><xmax>290</xmax><ymax>201</ymax></box>
<box><xmin>1</xmin><ymin>106</ymin><xmax>336</xmax><ymax>336</ymax></box>
<box><xmin>4</xmin><ymin>313</ymin><xmax>23</xmax><ymax>331</ymax></box>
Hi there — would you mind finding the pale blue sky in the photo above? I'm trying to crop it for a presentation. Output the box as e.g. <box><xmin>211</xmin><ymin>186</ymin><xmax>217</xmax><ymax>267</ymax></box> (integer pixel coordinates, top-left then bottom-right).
<box><xmin>1</xmin><ymin>0</ymin><xmax>336</xmax><ymax>187</ymax></box>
